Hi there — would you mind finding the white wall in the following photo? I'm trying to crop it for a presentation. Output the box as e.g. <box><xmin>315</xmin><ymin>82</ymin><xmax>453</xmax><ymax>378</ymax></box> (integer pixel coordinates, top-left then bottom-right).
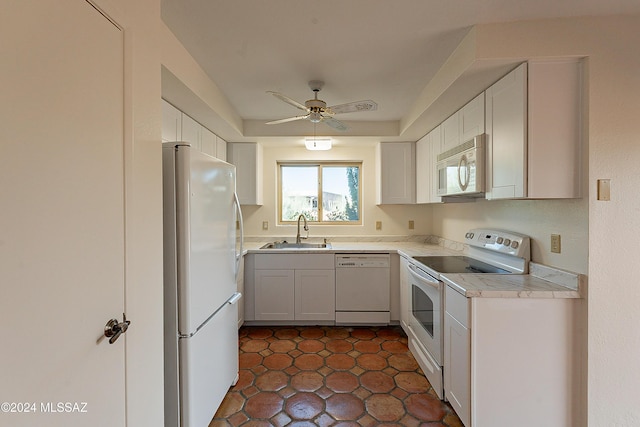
<box><xmin>241</xmin><ymin>144</ymin><xmax>434</xmax><ymax>238</ymax></box>
<box><xmin>433</xmin><ymin>198</ymin><xmax>588</xmax><ymax>274</ymax></box>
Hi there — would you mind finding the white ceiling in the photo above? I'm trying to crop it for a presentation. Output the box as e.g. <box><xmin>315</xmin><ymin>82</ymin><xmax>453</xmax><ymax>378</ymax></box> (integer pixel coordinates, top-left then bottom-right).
<box><xmin>161</xmin><ymin>0</ymin><xmax>640</xmax><ymax>145</ymax></box>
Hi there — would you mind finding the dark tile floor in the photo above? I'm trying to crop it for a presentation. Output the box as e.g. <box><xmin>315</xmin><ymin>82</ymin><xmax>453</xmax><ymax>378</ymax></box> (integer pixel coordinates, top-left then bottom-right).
<box><xmin>210</xmin><ymin>326</ymin><xmax>462</xmax><ymax>427</ymax></box>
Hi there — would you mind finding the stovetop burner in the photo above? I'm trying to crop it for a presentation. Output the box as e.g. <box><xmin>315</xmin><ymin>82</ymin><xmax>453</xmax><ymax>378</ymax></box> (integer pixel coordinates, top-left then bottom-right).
<box><xmin>412</xmin><ymin>256</ymin><xmax>511</xmax><ymax>274</ymax></box>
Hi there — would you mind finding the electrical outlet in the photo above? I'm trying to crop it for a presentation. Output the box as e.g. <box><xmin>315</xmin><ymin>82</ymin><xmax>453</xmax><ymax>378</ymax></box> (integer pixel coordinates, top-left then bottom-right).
<box><xmin>375</xmin><ymin>221</ymin><xmax>382</xmax><ymax>230</ymax></box>
<box><xmin>262</xmin><ymin>221</ymin><xmax>269</xmax><ymax>230</ymax></box>
<box><xmin>408</xmin><ymin>220</ymin><xmax>415</xmax><ymax>230</ymax></box>
<box><xmin>551</xmin><ymin>234</ymin><xmax>561</xmax><ymax>253</ymax></box>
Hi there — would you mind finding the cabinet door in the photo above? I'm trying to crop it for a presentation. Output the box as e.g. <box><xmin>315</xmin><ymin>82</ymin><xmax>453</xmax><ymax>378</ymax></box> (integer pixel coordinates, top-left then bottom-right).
<box><xmin>415</xmin><ymin>135</ymin><xmax>430</xmax><ymax>204</ymax></box>
<box><xmin>429</xmin><ymin>128</ymin><xmax>443</xmax><ymax>203</ymax></box>
<box><xmin>181</xmin><ymin>113</ymin><xmax>201</xmax><ymax>151</ymax></box>
<box><xmin>485</xmin><ymin>63</ymin><xmax>527</xmax><ymax>199</ymax></box>
<box><xmin>216</xmin><ymin>136</ymin><xmax>227</xmax><ymax>161</ymax></box>
<box><xmin>378</xmin><ymin>142</ymin><xmax>415</xmax><ymax>204</ymax></box>
<box><xmin>254</xmin><ymin>269</ymin><xmax>294</xmax><ymax>320</ymax></box>
<box><xmin>294</xmin><ymin>270</ymin><xmax>335</xmax><ymax>321</ymax></box>
<box><xmin>460</xmin><ymin>93</ymin><xmax>485</xmax><ymax>142</ymax></box>
<box><xmin>228</xmin><ymin>142</ymin><xmax>263</xmax><ymax>205</ymax></box>
<box><xmin>200</xmin><ymin>127</ymin><xmax>216</xmax><ymax>157</ymax></box>
<box><xmin>416</xmin><ymin>126</ymin><xmax>442</xmax><ymax>204</ymax></box>
<box><xmin>162</xmin><ymin>99</ymin><xmax>181</xmax><ymax>142</ymax></box>
<box><xmin>441</xmin><ymin>112</ymin><xmax>460</xmax><ymax>153</ymax></box>
<box><xmin>444</xmin><ymin>312</ymin><xmax>471</xmax><ymax>427</ymax></box>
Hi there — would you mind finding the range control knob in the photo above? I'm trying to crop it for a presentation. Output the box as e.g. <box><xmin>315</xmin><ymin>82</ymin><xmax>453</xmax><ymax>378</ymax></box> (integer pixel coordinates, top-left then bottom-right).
<box><xmin>504</xmin><ymin>238</ymin><xmax>511</xmax><ymax>246</ymax></box>
<box><xmin>497</xmin><ymin>237</ymin><xmax>504</xmax><ymax>244</ymax></box>
<box><xmin>511</xmin><ymin>241</ymin><xmax>519</xmax><ymax>249</ymax></box>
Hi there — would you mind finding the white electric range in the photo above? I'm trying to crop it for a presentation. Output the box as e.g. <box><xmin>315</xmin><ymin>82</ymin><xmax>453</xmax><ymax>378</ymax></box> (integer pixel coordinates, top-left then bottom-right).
<box><xmin>405</xmin><ymin>229</ymin><xmax>531</xmax><ymax>399</ymax></box>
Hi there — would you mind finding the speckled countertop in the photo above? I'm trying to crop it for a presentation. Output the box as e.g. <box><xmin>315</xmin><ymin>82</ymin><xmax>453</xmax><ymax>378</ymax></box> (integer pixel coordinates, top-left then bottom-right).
<box><xmin>242</xmin><ymin>237</ymin><xmax>584</xmax><ymax>299</ymax></box>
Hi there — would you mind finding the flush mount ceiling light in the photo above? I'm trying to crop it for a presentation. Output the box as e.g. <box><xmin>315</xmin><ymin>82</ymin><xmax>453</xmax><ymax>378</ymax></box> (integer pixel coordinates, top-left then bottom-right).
<box><xmin>305</xmin><ymin>137</ymin><xmax>332</xmax><ymax>151</ymax></box>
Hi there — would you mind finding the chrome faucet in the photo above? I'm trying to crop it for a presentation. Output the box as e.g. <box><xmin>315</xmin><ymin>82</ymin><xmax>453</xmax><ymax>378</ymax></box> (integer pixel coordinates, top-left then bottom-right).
<box><xmin>296</xmin><ymin>214</ymin><xmax>309</xmax><ymax>244</ymax></box>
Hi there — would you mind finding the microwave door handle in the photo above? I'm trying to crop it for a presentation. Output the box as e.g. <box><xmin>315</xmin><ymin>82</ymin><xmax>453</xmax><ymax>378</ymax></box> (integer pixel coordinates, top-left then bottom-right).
<box><xmin>458</xmin><ymin>154</ymin><xmax>470</xmax><ymax>191</ymax></box>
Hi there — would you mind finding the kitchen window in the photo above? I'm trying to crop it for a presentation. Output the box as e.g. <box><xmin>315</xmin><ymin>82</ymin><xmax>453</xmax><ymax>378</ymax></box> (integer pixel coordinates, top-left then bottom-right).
<box><xmin>278</xmin><ymin>162</ymin><xmax>361</xmax><ymax>224</ymax></box>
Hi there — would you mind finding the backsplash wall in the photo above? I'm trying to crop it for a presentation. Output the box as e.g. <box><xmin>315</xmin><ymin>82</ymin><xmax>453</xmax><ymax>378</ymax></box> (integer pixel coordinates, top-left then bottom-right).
<box><xmin>432</xmin><ymin>198</ymin><xmax>588</xmax><ymax>274</ymax></box>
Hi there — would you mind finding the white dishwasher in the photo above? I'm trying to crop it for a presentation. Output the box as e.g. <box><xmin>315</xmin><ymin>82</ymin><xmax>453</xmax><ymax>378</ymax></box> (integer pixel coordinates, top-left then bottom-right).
<box><xmin>335</xmin><ymin>254</ymin><xmax>390</xmax><ymax>325</ymax></box>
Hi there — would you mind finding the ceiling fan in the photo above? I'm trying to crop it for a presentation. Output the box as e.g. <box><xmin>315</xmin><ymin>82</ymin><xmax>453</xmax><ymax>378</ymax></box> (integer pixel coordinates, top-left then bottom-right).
<box><xmin>266</xmin><ymin>80</ymin><xmax>377</xmax><ymax>131</ymax></box>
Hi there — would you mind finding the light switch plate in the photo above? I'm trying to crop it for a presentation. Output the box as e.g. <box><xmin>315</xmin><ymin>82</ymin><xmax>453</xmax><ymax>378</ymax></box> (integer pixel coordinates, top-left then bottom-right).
<box><xmin>597</xmin><ymin>179</ymin><xmax>611</xmax><ymax>201</ymax></box>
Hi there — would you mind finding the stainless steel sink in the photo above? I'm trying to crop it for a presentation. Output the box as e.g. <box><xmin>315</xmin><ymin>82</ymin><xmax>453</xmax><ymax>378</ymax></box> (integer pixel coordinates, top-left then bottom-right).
<box><xmin>259</xmin><ymin>241</ymin><xmax>332</xmax><ymax>250</ymax></box>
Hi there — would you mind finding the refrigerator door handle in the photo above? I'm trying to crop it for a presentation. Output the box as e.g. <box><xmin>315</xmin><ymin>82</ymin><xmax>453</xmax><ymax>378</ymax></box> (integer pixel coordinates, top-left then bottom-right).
<box><xmin>179</xmin><ymin>292</ymin><xmax>243</xmax><ymax>339</ymax></box>
<box><xmin>233</xmin><ymin>192</ymin><xmax>244</xmax><ymax>282</ymax></box>
<box><xmin>227</xmin><ymin>292</ymin><xmax>242</xmax><ymax>305</ymax></box>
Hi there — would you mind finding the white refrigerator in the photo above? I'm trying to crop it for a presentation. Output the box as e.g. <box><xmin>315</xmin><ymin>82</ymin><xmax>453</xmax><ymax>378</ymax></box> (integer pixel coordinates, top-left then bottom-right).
<box><xmin>162</xmin><ymin>143</ymin><xmax>243</xmax><ymax>427</ymax></box>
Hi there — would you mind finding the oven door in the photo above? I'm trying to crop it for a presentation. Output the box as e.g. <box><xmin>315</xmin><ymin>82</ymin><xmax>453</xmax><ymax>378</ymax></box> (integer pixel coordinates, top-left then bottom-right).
<box><xmin>407</xmin><ymin>263</ymin><xmax>443</xmax><ymax>365</ymax></box>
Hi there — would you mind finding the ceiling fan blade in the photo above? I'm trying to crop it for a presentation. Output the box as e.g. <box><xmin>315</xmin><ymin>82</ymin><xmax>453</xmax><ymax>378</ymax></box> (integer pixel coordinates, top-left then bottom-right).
<box><xmin>267</xmin><ymin>91</ymin><xmax>308</xmax><ymax>111</ymax></box>
<box><xmin>265</xmin><ymin>114</ymin><xmax>310</xmax><ymax>125</ymax></box>
<box><xmin>328</xmin><ymin>100</ymin><xmax>378</xmax><ymax>115</ymax></box>
<box><xmin>322</xmin><ymin>117</ymin><xmax>349</xmax><ymax>132</ymax></box>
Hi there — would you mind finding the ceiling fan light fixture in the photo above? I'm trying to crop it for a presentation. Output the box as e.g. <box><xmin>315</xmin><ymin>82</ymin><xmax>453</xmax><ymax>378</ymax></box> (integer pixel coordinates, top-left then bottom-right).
<box><xmin>308</xmin><ymin>111</ymin><xmax>322</xmax><ymax>123</ymax></box>
<box><xmin>305</xmin><ymin>137</ymin><xmax>332</xmax><ymax>151</ymax></box>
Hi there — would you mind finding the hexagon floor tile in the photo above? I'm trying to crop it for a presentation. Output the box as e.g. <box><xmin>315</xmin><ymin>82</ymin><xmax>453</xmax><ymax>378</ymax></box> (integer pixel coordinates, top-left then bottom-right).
<box><xmin>210</xmin><ymin>326</ymin><xmax>462</xmax><ymax>427</ymax></box>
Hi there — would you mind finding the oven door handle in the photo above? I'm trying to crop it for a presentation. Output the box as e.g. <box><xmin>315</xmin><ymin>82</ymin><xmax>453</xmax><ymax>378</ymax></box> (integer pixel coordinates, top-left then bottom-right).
<box><xmin>408</xmin><ymin>264</ymin><xmax>440</xmax><ymax>290</ymax></box>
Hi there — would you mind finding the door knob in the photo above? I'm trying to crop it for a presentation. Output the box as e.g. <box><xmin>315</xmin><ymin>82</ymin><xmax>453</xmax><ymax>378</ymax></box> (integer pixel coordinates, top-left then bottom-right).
<box><xmin>104</xmin><ymin>313</ymin><xmax>131</xmax><ymax>344</ymax></box>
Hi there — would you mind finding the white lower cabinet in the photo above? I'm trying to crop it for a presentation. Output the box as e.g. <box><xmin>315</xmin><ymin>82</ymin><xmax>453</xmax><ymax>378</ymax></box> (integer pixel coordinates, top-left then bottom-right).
<box><xmin>443</xmin><ymin>283</ymin><xmax>578</xmax><ymax>427</ymax></box>
<box><xmin>294</xmin><ymin>270</ymin><xmax>336</xmax><ymax>321</ymax></box>
<box><xmin>254</xmin><ymin>270</ymin><xmax>295</xmax><ymax>320</ymax></box>
<box><xmin>252</xmin><ymin>254</ymin><xmax>335</xmax><ymax>323</ymax></box>
<box><xmin>444</xmin><ymin>287</ymin><xmax>471</xmax><ymax>427</ymax></box>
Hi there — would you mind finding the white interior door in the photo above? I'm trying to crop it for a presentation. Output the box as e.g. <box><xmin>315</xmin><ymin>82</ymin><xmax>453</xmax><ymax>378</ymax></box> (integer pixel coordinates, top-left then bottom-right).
<box><xmin>0</xmin><ymin>1</ymin><xmax>126</xmax><ymax>426</ymax></box>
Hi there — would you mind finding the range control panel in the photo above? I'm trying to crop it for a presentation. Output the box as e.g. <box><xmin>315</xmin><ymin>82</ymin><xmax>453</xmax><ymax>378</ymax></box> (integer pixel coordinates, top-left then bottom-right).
<box><xmin>464</xmin><ymin>228</ymin><xmax>530</xmax><ymax>258</ymax></box>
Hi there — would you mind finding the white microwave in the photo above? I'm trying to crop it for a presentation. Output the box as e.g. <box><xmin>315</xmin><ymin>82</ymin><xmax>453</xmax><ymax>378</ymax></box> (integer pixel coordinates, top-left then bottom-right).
<box><xmin>436</xmin><ymin>134</ymin><xmax>485</xmax><ymax>197</ymax></box>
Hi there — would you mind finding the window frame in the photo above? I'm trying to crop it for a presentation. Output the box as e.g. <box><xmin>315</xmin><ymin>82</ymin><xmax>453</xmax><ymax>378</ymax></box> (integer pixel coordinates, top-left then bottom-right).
<box><xmin>277</xmin><ymin>161</ymin><xmax>363</xmax><ymax>225</ymax></box>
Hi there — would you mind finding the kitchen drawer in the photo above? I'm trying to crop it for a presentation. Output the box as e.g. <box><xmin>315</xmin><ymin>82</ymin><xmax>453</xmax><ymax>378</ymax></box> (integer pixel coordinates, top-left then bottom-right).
<box><xmin>445</xmin><ymin>285</ymin><xmax>470</xmax><ymax>327</ymax></box>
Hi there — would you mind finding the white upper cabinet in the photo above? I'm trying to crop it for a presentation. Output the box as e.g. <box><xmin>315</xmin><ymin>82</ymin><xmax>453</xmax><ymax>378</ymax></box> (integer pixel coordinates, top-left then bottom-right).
<box><xmin>460</xmin><ymin>93</ymin><xmax>485</xmax><ymax>142</ymax></box>
<box><xmin>216</xmin><ymin>136</ymin><xmax>227</xmax><ymax>162</ymax></box>
<box><xmin>377</xmin><ymin>142</ymin><xmax>416</xmax><ymax>204</ymax></box>
<box><xmin>441</xmin><ymin>93</ymin><xmax>485</xmax><ymax>153</ymax></box>
<box><xmin>441</xmin><ymin>113</ymin><xmax>460</xmax><ymax>153</ymax></box>
<box><xmin>485</xmin><ymin>65</ymin><xmax>527</xmax><ymax>199</ymax></box>
<box><xmin>161</xmin><ymin>99</ymin><xmax>227</xmax><ymax>160</ymax></box>
<box><xmin>161</xmin><ymin>99</ymin><xmax>181</xmax><ymax>142</ymax></box>
<box><xmin>416</xmin><ymin>126</ymin><xmax>442</xmax><ymax>204</ymax></box>
<box><xmin>227</xmin><ymin>142</ymin><xmax>263</xmax><ymax>205</ymax></box>
<box><xmin>485</xmin><ymin>60</ymin><xmax>582</xmax><ymax>199</ymax></box>
<box><xmin>180</xmin><ymin>113</ymin><xmax>201</xmax><ymax>151</ymax></box>
<box><xmin>200</xmin><ymin>127</ymin><xmax>216</xmax><ymax>157</ymax></box>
